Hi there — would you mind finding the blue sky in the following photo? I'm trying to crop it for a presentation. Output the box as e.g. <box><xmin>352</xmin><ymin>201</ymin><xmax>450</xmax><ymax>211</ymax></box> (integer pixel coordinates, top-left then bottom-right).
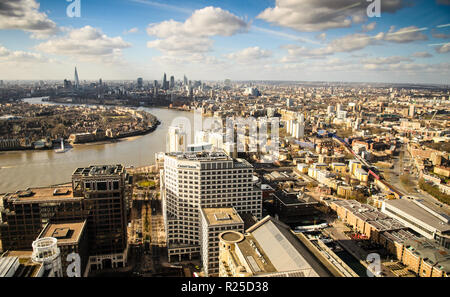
<box><xmin>0</xmin><ymin>0</ymin><xmax>449</xmax><ymax>83</ymax></box>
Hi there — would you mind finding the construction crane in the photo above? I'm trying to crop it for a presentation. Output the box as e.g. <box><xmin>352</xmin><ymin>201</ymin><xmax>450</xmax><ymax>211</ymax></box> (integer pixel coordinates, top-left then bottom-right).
<box><xmin>427</xmin><ymin>110</ymin><xmax>438</xmax><ymax>128</ymax></box>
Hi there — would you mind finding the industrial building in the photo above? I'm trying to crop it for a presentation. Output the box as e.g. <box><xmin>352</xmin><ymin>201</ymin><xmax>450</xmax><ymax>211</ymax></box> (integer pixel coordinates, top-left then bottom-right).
<box><xmin>218</xmin><ymin>216</ymin><xmax>333</xmax><ymax>277</ymax></box>
<box><xmin>381</xmin><ymin>199</ymin><xmax>450</xmax><ymax>249</ymax></box>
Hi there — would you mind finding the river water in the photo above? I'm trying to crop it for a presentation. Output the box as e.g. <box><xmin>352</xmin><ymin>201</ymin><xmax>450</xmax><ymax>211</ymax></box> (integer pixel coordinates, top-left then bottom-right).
<box><xmin>0</xmin><ymin>98</ymin><xmax>194</xmax><ymax>193</ymax></box>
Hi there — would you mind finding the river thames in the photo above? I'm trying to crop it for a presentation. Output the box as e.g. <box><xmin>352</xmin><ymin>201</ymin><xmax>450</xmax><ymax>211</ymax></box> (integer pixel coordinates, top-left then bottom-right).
<box><xmin>0</xmin><ymin>98</ymin><xmax>194</xmax><ymax>193</ymax></box>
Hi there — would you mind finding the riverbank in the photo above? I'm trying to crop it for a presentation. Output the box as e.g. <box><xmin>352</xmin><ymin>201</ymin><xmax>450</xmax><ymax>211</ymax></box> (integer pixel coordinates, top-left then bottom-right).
<box><xmin>0</xmin><ymin>99</ymin><xmax>161</xmax><ymax>152</ymax></box>
<box><xmin>0</xmin><ymin>102</ymin><xmax>194</xmax><ymax>194</ymax></box>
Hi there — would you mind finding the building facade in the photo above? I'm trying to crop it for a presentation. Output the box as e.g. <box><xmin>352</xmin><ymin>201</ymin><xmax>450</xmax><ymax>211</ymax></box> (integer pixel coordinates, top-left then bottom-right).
<box><xmin>161</xmin><ymin>151</ymin><xmax>262</xmax><ymax>262</ymax></box>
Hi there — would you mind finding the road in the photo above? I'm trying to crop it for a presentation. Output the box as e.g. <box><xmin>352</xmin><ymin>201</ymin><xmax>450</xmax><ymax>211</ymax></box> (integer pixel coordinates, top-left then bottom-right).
<box><xmin>381</xmin><ymin>145</ymin><xmax>450</xmax><ymax>215</ymax></box>
<box><xmin>324</xmin><ymin>220</ymin><xmax>396</xmax><ymax>277</ymax></box>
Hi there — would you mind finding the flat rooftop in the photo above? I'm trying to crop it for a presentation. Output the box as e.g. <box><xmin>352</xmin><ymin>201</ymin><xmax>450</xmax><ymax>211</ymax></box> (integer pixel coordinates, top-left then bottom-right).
<box><xmin>39</xmin><ymin>221</ymin><xmax>87</xmax><ymax>245</ymax></box>
<box><xmin>167</xmin><ymin>151</ymin><xmax>231</xmax><ymax>161</ymax></box>
<box><xmin>3</xmin><ymin>186</ymin><xmax>80</xmax><ymax>203</ymax></box>
<box><xmin>384</xmin><ymin>199</ymin><xmax>450</xmax><ymax>233</ymax></box>
<box><xmin>239</xmin><ymin>216</ymin><xmax>332</xmax><ymax>277</ymax></box>
<box><xmin>73</xmin><ymin>164</ymin><xmax>124</xmax><ymax>177</ymax></box>
<box><xmin>201</xmin><ymin>207</ymin><xmax>243</xmax><ymax>227</ymax></box>
<box><xmin>272</xmin><ymin>191</ymin><xmax>318</xmax><ymax>206</ymax></box>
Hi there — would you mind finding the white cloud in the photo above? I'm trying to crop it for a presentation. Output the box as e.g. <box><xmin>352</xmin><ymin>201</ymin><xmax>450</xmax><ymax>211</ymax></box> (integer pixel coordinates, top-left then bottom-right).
<box><xmin>0</xmin><ymin>44</ymin><xmax>49</xmax><ymax>64</ymax></box>
<box><xmin>362</xmin><ymin>22</ymin><xmax>376</xmax><ymax>32</ymax></box>
<box><xmin>147</xmin><ymin>6</ymin><xmax>249</xmax><ymax>38</ymax></box>
<box><xmin>225</xmin><ymin>47</ymin><xmax>272</xmax><ymax>63</ymax></box>
<box><xmin>381</xmin><ymin>26</ymin><xmax>428</xmax><ymax>43</ymax></box>
<box><xmin>147</xmin><ymin>6</ymin><xmax>249</xmax><ymax>63</ymax></box>
<box><xmin>281</xmin><ymin>32</ymin><xmax>380</xmax><ymax>61</ymax></box>
<box><xmin>280</xmin><ymin>25</ymin><xmax>430</xmax><ymax>63</ymax></box>
<box><xmin>0</xmin><ymin>0</ymin><xmax>59</xmax><ymax>39</ymax></box>
<box><xmin>257</xmin><ymin>0</ymin><xmax>406</xmax><ymax>32</ymax></box>
<box><xmin>316</xmin><ymin>32</ymin><xmax>326</xmax><ymax>41</ymax></box>
<box><xmin>361</xmin><ymin>56</ymin><xmax>412</xmax><ymax>64</ymax></box>
<box><xmin>147</xmin><ymin>36</ymin><xmax>213</xmax><ymax>55</ymax></box>
<box><xmin>431</xmin><ymin>29</ymin><xmax>450</xmax><ymax>39</ymax></box>
<box><xmin>35</xmin><ymin>26</ymin><xmax>131</xmax><ymax>63</ymax></box>
<box><xmin>411</xmin><ymin>51</ymin><xmax>432</xmax><ymax>58</ymax></box>
<box><xmin>435</xmin><ymin>43</ymin><xmax>450</xmax><ymax>53</ymax></box>
<box><xmin>124</xmin><ymin>27</ymin><xmax>139</xmax><ymax>34</ymax></box>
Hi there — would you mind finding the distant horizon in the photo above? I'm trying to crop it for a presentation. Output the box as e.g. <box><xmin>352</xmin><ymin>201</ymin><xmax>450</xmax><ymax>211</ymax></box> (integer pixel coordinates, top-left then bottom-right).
<box><xmin>2</xmin><ymin>77</ymin><xmax>449</xmax><ymax>87</ymax></box>
<box><xmin>0</xmin><ymin>1</ymin><xmax>449</xmax><ymax>84</ymax></box>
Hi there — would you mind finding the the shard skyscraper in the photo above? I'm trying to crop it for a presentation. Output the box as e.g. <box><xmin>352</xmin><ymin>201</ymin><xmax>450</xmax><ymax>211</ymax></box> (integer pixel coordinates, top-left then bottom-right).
<box><xmin>74</xmin><ymin>67</ymin><xmax>80</xmax><ymax>89</ymax></box>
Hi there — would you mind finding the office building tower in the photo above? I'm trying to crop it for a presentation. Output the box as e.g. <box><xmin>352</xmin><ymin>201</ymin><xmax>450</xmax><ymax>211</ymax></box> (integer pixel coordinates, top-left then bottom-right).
<box><xmin>409</xmin><ymin>104</ymin><xmax>416</xmax><ymax>118</ymax></box>
<box><xmin>200</xmin><ymin>207</ymin><xmax>244</xmax><ymax>276</ymax></box>
<box><xmin>183</xmin><ymin>75</ymin><xmax>188</xmax><ymax>86</ymax></box>
<box><xmin>163</xmin><ymin>73</ymin><xmax>168</xmax><ymax>90</ymax></box>
<box><xmin>298</xmin><ymin>113</ymin><xmax>305</xmax><ymax>123</ymax></box>
<box><xmin>167</xmin><ymin>126</ymin><xmax>187</xmax><ymax>153</ymax></box>
<box><xmin>337</xmin><ymin>110</ymin><xmax>347</xmax><ymax>119</ymax></box>
<box><xmin>74</xmin><ymin>67</ymin><xmax>80</xmax><ymax>89</ymax></box>
<box><xmin>137</xmin><ymin>77</ymin><xmax>143</xmax><ymax>89</ymax></box>
<box><xmin>327</xmin><ymin>105</ymin><xmax>334</xmax><ymax>116</ymax></box>
<box><xmin>71</xmin><ymin>165</ymin><xmax>129</xmax><ymax>270</ymax></box>
<box><xmin>170</xmin><ymin>76</ymin><xmax>175</xmax><ymax>89</ymax></box>
<box><xmin>292</xmin><ymin>121</ymin><xmax>304</xmax><ymax>139</ymax></box>
<box><xmin>1</xmin><ymin>164</ymin><xmax>131</xmax><ymax>273</ymax></box>
<box><xmin>64</xmin><ymin>79</ymin><xmax>72</xmax><ymax>89</ymax></box>
<box><xmin>160</xmin><ymin>151</ymin><xmax>262</xmax><ymax>262</ymax></box>
<box><xmin>37</xmin><ymin>221</ymin><xmax>89</xmax><ymax>276</ymax></box>
<box><xmin>244</xmin><ymin>87</ymin><xmax>260</xmax><ymax>97</ymax></box>
<box><xmin>99</xmin><ymin>78</ymin><xmax>102</xmax><ymax>86</ymax></box>
<box><xmin>286</xmin><ymin>98</ymin><xmax>293</xmax><ymax>108</ymax></box>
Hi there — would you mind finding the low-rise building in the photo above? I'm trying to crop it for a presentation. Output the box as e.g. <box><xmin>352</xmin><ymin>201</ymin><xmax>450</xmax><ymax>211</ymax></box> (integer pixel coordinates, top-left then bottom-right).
<box><xmin>218</xmin><ymin>216</ymin><xmax>333</xmax><ymax>277</ymax></box>
<box><xmin>381</xmin><ymin>199</ymin><xmax>450</xmax><ymax>249</ymax></box>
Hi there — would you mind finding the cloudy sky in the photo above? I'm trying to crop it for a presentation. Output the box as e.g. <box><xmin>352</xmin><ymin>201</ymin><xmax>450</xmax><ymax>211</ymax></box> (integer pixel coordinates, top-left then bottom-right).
<box><xmin>0</xmin><ymin>0</ymin><xmax>449</xmax><ymax>84</ymax></box>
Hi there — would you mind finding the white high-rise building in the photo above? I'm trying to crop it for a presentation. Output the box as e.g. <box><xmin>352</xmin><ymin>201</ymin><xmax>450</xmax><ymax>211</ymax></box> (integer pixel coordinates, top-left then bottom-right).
<box><xmin>292</xmin><ymin>121</ymin><xmax>305</xmax><ymax>138</ymax></box>
<box><xmin>167</xmin><ymin>126</ymin><xmax>187</xmax><ymax>153</ymax></box>
<box><xmin>327</xmin><ymin>105</ymin><xmax>334</xmax><ymax>116</ymax></box>
<box><xmin>200</xmin><ymin>207</ymin><xmax>244</xmax><ymax>276</ymax></box>
<box><xmin>409</xmin><ymin>104</ymin><xmax>416</xmax><ymax>117</ymax></box>
<box><xmin>160</xmin><ymin>151</ymin><xmax>262</xmax><ymax>262</ymax></box>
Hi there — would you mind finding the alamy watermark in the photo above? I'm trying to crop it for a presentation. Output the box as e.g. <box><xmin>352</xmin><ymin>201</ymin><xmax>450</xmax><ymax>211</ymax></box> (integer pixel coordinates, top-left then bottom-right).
<box><xmin>366</xmin><ymin>253</ymin><xmax>382</xmax><ymax>277</ymax></box>
<box><xmin>168</xmin><ymin>109</ymin><xmax>280</xmax><ymax>163</ymax></box>
<box><xmin>367</xmin><ymin>0</ymin><xmax>381</xmax><ymax>18</ymax></box>
<box><xmin>66</xmin><ymin>0</ymin><xmax>81</xmax><ymax>18</ymax></box>
<box><xmin>66</xmin><ymin>252</ymin><xmax>81</xmax><ymax>277</ymax></box>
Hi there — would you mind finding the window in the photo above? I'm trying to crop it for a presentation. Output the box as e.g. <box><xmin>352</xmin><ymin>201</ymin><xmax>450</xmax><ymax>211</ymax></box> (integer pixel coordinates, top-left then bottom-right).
<box><xmin>97</xmin><ymin>181</ymin><xmax>107</xmax><ymax>191</ymax></box>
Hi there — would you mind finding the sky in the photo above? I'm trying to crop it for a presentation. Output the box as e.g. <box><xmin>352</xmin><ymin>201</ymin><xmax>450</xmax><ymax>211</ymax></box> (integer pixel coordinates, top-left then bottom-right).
<box><xmin>0</xmin><ymin>0</ymin><xmax>449</xmax><ymax>84</ymax></box>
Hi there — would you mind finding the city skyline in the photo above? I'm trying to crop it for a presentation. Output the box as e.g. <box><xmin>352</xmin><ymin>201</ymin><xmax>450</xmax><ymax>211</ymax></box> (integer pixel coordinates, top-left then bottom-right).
<box><xmin>0</xmin><ymin>1</ymin><xmax>449</xmax><ymax>83</ymax></box>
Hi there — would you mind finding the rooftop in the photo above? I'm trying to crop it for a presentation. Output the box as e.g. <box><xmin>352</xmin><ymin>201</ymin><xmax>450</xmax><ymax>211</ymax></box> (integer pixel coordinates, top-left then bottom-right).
<box><xmin>3</xmin><ymin>186</ymin><xmax>79</xmax><ymax>203</ymax></box>
<box><xmin>237</xmin><ymin>216</ymin><xmax>332</xmax><ymax>277</ymax></box>
<box><xmin>404</xmin><ymin>238</ymin><xmax>450</xmax><ymax>273</ymax></box>
<box><xmin>1</xmin><ymin>252</ymin><xmax>42</xmax><ymax>277</ymax></box>
<box><xmin>167</xmin><ymin>151</ymin><xmax>231</xmax><ymax>161</ymax></box>
<box><xmin>201</xmin><ymin>207</ymin><xmax>243</xmax><ymax>227</ymax></box>
<box><xmin>73</xmin><ymin>164</ymin><xmax>124</xmax><ymax>177</ymax></box>
<box><xmin>39</xmin><ymin>221</ymin><xmax>87</xmax><ymax>245</ymax></box>
<box><xmin>384</xmin><ymin>199</ymin><xmax>450</xmax><ymax>233</ymax></box>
